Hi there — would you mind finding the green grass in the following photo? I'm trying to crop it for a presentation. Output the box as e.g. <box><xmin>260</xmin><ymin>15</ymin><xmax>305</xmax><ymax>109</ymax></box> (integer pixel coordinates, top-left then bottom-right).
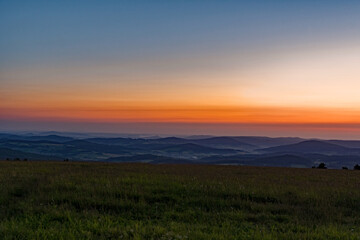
<box><xmin>0</xmin><ymin>161</ymin><xmax>359</xmax><ymax>239</ymax></box>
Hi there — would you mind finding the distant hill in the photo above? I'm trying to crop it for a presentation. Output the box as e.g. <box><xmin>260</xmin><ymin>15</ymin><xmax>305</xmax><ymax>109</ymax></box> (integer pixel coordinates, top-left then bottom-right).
<box><xmin>153</xmin><ymin>137</ymin><xmax>190</xmax><ymax>144</ymax></box>
<box><xmin>259</xmin><ymin>140</ymin><xmax>360</xmax><ymax>155</ymax></box>
<box><xmin>152</xmin><ymin>136</ymin><xmax>256</xmax><ymax>150</ymax></box>
<box><xmin>0</xmin><ymin>139</ymin><xmax>127</xmax><ymax>161</ymax></box>
<box><xmin>201</xmin><ymin>154</ymin><xmax>259</xmax><ymax>162</ymax></box>
<box><xmin>325</xmin><ymin>140</ymin><xmax>360</xmax><ymax>149</ymax></box>
<box><xmin>66</xmin><ymin>135</ymin><xmax>307</xmax><ymax>151</ymax></box>
<box><xmin>156</xmin><ymin>143</ymin><xmax>240</xmax><ymax>155</ymax></box>
<box><xmin>0</xmin><ymin>147</ymin><xmax>61</xmax><ymax>160</ymax></box>
<box><xmin>185</xmin><ymin>135</ymin><xmax>214</xmax><ymax>139</ymax></box>
<box><xmin>0</xmin><ymin>139</ymin><xmax>61</xmax><ymax>145</ymax></box>
<box><xmin>85</xmin><ymin>137</ymin><xmax>143</xmax><ymax>145</ymax></box>
<box><xmin>86</xmin><ymin>136</ymin><xmax>255</xmax><ymax>150</ymax></box>
<box><xmin>106</xmin><ymin>154</ymin><xmax>192</xmax><ymax>164</ymax></box>
<box><xmin>192</xmin><ymin>137</ymin><xmax>256</xmax><ymax>149</ymax></box>
<box><xmin>0</xmin><ymin>133</ymin><xmax>19</xmax><ymax>140</ymax></box>
<box><xmin>26</xmin><ymin>135</ymin><xmax>74</xmax><ymax>142</ymax></box>
<box><xmin>0</xmin><ymin>134</ymin><xmax>74</xmax><ymax>143</ymax></box>
<box><xmin>2</xmin><ymin>133</ymin><xmax>360</xmax><ymax>168</ymax></box>
<box><xmin>65</xmin><ymin>140</ymin><xmax>131</xmax><ymax>154</ymax></box>
<box><xmin>232</xmin><ymin>136</ymin><xmax>305</xmax><ymax>148</ymax></box>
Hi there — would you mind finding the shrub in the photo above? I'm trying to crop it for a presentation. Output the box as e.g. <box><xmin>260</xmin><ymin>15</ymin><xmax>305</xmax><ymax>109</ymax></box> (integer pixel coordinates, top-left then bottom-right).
<box><xmin>317</xmin><ymin>163</ymin><xmax>327</xmax><ymax>169</ymax></box>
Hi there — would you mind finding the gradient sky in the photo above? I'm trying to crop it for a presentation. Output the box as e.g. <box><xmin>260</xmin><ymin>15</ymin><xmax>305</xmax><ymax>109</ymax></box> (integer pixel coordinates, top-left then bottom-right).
<box><xmin>1</xmin><ymin>0</ymin><xmax>360</xmax><ymax>138</ymax></box>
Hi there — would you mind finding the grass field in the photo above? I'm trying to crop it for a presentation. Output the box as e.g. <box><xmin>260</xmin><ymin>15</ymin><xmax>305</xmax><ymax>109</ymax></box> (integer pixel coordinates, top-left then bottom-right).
<box><xmin>0</xmin><ymin>161</ymin><xmax>359</xmax><ymax>239</ymax></box>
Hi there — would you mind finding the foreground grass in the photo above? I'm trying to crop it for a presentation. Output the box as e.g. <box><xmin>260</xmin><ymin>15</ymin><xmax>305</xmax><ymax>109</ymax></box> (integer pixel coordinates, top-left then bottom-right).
<box><xmin>0</xmin><ymin>161</ymin><xmax>359</xmax><ymax>239</ymax></box>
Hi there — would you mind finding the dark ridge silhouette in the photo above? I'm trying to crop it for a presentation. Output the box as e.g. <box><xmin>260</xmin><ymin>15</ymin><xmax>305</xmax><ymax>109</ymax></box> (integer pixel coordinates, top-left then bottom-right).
<box><xmin>106</xmin><ymin>154</ymin><xmax>192</xmax><ymax>164</ymax></box>
<box><xmin>25</xmin><ymin>135</ymin><xmax>74</xmax><ymax>142</ymax></box>
<box><xmin>200</xmin><ymin>154</ymin><xmax>259</xmax><ymax>162</ymax></box>
<box><xmin>153</xmin><ymin>137</ymin><xmax>189</xmax><ymax>144</ymax></box>
<box><xmin>85</xmin><ymin>137</ymin><xmax>142</xmax><ymax>145</ymax></box>
<box><xmin>0</xmin><ymin>134</ymin><xmax>74</xmax><ymax>143</ymax></box>
<box><xmin>193</xmin><ymin>137</ymin><xmax>256</xmax><ymax>149</ymax></box>
<box><xmin>155</xmin><ymin>143</ymin><xmax>240</xmax><ymax>154</ymax></box>
<box><xmin>65</xmin><ymin>140</ymin><xmax>132</xmax><ymax>154</ymax></box>
<box><xmin>258</xmin><ymin>140</ymin><xmax>360</xmax><ymax>154</ymax></box>
<box><xmin>87</xmin><ymin>136</ymin><xmax>256</xmax><ymax>150</ymax></box>
<box><xmin>2</xmin><ymin>133</ymin><xmax>360</xmax><ymax>168</ymax></box>
<box><xmin>232</xmin><ymin>136</ymin><xmax>305</xmax><ymax>148</ymax></box>
<box><xmin>0</xmin><ymin>147</ymin><xmax>61</xmax><ymax>160</ymax></box>
<box><xmin>326</xmin><ymin>140</ymin><xmax>360</xmax><ymax>148</ymax></box>
<box><xmin>0</xmin><ymin>139</ymin><xmax>62</xmax><ymax>145</ymax></box>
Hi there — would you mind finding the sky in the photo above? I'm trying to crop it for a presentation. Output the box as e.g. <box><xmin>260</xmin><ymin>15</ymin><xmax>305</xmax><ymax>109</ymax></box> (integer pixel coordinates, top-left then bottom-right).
<box><xmin>1</xmin><ymin>0</ymin><xmax>360</xmax><ymax>139</ymax></box>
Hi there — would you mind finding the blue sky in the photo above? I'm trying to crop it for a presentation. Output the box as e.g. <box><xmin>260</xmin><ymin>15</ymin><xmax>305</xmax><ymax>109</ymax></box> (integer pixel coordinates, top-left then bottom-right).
<box><xmin>2</xmin><ymin>0</ymin><xmax>360</xmax><ymax>68</ymax></box>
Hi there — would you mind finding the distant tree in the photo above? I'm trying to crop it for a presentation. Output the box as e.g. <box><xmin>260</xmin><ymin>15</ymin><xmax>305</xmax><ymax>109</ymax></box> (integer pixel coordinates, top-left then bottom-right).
<box><xmin>354</xmin><ymin>164</ymin><xmax>360</xmax><ymax>170</ymax></box>
<box><xmin>15</xmin><ymin>157</ymin><xmax>20</xmax><ymax>161</ymax></box>
<box><xmin>342</xmin><ymin>166</ymin><xmax>348</xmax><ymax>170</ymax></box>
<box><xmin>6</xmin><ymin>158</ymin><xmax>10</xmax><ymax>161</ymax></box>
<box><xmin>23</xmin><ymin>158</ymin><xmax>28</xmax><ymax>161</ymax></box>
<box><xmin>311</xmin><ymin>166</ymin><xmax>316</xmax><ymax>169</ymax></box>
<box><xmin>64</xmin><ymin>158</ymin><xmax>69</xmax><ymax>162</ymax></box>
<box><xmin>317</xmin><ymin>163</ymin><xmax>327</xmax><ymax>169</ymax></box>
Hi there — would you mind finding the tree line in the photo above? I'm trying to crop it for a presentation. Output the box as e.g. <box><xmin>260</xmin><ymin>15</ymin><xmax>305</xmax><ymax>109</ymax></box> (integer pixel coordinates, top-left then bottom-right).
<box><xmin>312</xmin><ymin>162</ymin><xmax>360</xmax><ymax>170</ymax></box>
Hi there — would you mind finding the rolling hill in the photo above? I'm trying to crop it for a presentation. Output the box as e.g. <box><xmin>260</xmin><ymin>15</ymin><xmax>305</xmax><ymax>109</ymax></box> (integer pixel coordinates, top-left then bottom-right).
<box><xmin>2</xmin><ymin>133</ymin><xmax>360</xmax><ymax>168</ymax></box>
<box><xmin>106</xmin><ymin>154</ymin><xmax>192</xmax><ymax>164</ymax></box>
<box><xmin>65</xmin><ymin>140</ymin><xmax>131</xmax><ymax>154</ymax></box>
<box><xmin>325</xmin><ymin>140</ymin><xmax>360</xmax><ymax>148</ymax></box>
<box><xmin>192</xmin><ymin>137</ymin><xmax>256</xmax><ymax>149</ymax></box>
<box><xmin>233</xmin><ymin>136</ymin><xmax>305</xmax><ymax>148</ymax></box>
<box><xmin>155</xmin><ymin>143</ymin><xmax>240</xmax><ymax>155</ymax></box>
<box><xmin>0</xmin><ymin>147</ymin><xmax>61</xmax><ymax>160</ymax></box>
<box><xmin>259</xmin><ymin>140</ymin><xmax>360</xmax><ymax>155</ymax></box>
<box><xmin>0</xmin><ymin>134</ymin><xmax>74</xmax><ymax>143</ymax></box>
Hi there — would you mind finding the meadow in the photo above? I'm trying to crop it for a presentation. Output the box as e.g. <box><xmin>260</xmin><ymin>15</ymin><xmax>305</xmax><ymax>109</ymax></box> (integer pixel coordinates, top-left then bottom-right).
<box><xmin>0</xmin><ymin>161</ymin><xmax>359</xmax><ymax>239</ymax></box>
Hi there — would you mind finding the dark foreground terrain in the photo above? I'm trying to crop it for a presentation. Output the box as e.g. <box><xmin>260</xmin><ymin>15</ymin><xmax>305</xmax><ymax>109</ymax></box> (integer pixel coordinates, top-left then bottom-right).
<box><xmin>0</xmin><ymin>161</ymin><xmax>359</xmax><ymax>239</ymax></box>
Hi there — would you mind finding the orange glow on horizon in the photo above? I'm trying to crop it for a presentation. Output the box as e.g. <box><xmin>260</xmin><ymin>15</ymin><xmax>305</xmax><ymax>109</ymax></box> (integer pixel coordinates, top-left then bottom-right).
<box><xmin>2</xmin><ymin>102</ymin><xmax>360</xmax><ymax>125</ymax></box>
<box><xmin>2</xmin><ymin>41</ymin><xmax>360</xmax><ymax>135</ymax></box>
